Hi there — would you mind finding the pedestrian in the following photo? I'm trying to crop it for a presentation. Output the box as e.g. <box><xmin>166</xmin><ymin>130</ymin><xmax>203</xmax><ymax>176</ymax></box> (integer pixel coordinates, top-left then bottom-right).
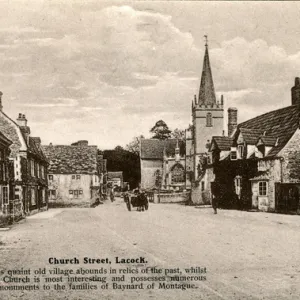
<box><xmin>212</xmin><ymin>195</ymin><xmax>218</xmax><ymax>214</ymax></box>
<box><xmin>110</xmin><ymin>187</ymin><xmax>115</xmax><ymax>202</ymax></box>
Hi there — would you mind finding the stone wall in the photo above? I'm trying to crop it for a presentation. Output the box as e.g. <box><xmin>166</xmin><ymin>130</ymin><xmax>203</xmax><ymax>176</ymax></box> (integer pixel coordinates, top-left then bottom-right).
<box><xmin>140</xmin><ymin>159</ymin><xmax>162</xmax><ymax>190</ymax></box>
<box><xmin>191</xmin><ymin>167</ymin><xmax>214</xmax><ymax>205</ymax></box>
<box><xmin>279</xmin><ymin>128</ymin><xmax>300</xmax><ymax>183</ymax></box>
<box><xmin>153</xmin><ymin>192</ymin><xmax>189</xmax><ymax>203</ymax></box>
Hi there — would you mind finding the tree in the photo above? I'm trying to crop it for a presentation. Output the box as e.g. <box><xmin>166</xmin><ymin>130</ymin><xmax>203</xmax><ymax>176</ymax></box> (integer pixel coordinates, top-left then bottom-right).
<box><xmin>150</xmin><ymin>120</ymin><xmax>171</xmax><ymax>140</ymax></box>
<box><xmin>125</xmin><ymin>135</ymin><xmax>144</xmax><ymax>155</ymax></box>
<box><xmin>171</xmin><ymin>128</ymin><xmax>185</xmax><ymax>140</ymax></box>
<box><xmin>102</xmin><ymin>148</ymin><xmax>141</xmax><ymax>189</ymax></box>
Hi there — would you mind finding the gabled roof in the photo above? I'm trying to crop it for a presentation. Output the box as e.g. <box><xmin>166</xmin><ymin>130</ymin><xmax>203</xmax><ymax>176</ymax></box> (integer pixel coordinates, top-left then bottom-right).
<box><xmin>198</xmin><ymin>45</ymin><xmax>216</xmax><ymax>105</ymax></box>
<box><xmin>211</xmin><ymin>136</ymin><xmax>233</xmax><ymax>151</ymax></box>
<box><xmin>140</xmin><ymin>139</ymin><xmax>185</xmax><ymax>160</ymax></box>
<box><xmin>42</xmin><ymin>144</ymin><xmax>98</xmax><ymax>174</ymax></box>
<box><xmin>236</xmin><ymin>105</ymin><xmax>300</xmax><ymax>157</ymax></box>
<box><xmin>239</xmin><ymin>128</ymin><xmax>263</xmax><ymax>144</ymax></box>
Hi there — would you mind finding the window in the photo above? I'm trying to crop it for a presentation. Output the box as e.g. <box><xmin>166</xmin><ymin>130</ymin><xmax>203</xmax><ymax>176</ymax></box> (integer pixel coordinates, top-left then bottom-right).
<box><xmin>238</xmin><ymin>145</ymin><xmax>244</xmax><ymax>159</ymax></box>
<box><xmin>48</xmin><ymin>175</ymin><xmax>53</xmax><ymax>181</ymax></box>
<box><xmin>69</xmin><ymin>190</ymin><xmax>73</xmax><ymax>194</ymax></box>
<box><xmin>259</xmin><ymin>181</ymin><xmax>267</xmax><ymax>196</ymax></box>
<box><xmin>74</xmin><ymin>190</ymin><xmax>79</xmax><ymax>198</ymax></box>
<box><xmin>201</xmin><ymin>181</ymin><xmax>205</xmax><ymax>191</ymax></box>
<box><xmin>79</xmin><ymin>190</ymin><xmax>83</xmax><ymax>195</ymax></box>
<box><xmin>231</xmin><ymin>151</ymin><xmax>237</xmax><ymax>160</ymax></box>
<box><xmin>235</xmin><ymin>177</ymin><xmax>242</xmax><ymax>196</ymax></box>
<box><xmin>72</xmin><ymin>175</ymin><xmax>76</xmax><ymax>180</ymax></box>
<box><xmin>76</xmin><ymin>175</ymin><xmax>81</xmax><ymax>180</ymax></box>
<box><xmin>3</xmin><ymin>187</ymin><xmax>8</xmax><ymax>205</ymax></box>
<box><xmin>206</xmin><ymin>113</ymin><xmax>212</xmax><ymax>127</ymax></box>
<box><xmin>171</xmin><ymin>164</ymin><xmax>185</xmax><ymax>183</ymax></box>
<box><xmin>31</xmin><ymin>188</ymin><xmax>36</xmax><ymax>205</ymax></box>
<box><xmin>31</xmin><ymin>160</ymin><xmax>34</xmax><ymax>176</ymax></box>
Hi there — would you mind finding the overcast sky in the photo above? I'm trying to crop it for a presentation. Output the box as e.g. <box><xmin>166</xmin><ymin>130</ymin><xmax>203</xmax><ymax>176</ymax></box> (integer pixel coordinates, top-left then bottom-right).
<box><xmin>1</xmin><ymin>1</ymin><xmax>300</xmax><ymax>149</ymax></box>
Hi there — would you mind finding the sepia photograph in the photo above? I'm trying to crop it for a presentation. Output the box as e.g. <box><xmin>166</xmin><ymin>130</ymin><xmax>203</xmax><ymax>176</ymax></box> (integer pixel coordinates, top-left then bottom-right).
<box><xmin>0</xmin><ymin>1</ymin><xmax>300</xmax><ymax>299</ymax></box>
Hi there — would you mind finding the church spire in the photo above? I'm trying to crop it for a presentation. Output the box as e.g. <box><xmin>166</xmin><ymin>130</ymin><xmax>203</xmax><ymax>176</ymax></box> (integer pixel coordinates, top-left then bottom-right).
<box><xmin>198</xmin><ymin>36</ymin><xmax>216</xmax><ymax>105</ymax></box>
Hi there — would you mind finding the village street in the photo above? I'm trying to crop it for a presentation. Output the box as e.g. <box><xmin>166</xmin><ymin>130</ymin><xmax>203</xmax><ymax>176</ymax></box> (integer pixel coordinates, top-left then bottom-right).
<box><xmin>0</xmin><ymin>198</ymin><xmax>300</xmax><ymax>300</ymax></box>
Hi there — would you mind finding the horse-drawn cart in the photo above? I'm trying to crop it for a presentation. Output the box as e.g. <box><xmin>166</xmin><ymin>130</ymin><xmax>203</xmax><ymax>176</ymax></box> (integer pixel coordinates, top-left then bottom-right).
<box><xmin>123</xmin><ymin>191</ymin><xmax>149</xmax><ymax>212</ymax></box>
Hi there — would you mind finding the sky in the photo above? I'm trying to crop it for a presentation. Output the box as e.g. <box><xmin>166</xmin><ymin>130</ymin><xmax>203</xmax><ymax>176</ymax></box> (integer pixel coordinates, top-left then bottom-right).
<box><xmin>1</xmin><ymin>1</ymin><xmax>300</xmax><ymax>149</ymax></box>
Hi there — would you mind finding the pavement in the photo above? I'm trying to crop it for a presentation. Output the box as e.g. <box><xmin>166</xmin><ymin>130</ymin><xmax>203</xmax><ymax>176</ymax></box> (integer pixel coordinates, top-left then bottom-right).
<box><xmin>0</xmin><ymin>197</ymin><xmax>299</xmax><ymax>300</ymax></box>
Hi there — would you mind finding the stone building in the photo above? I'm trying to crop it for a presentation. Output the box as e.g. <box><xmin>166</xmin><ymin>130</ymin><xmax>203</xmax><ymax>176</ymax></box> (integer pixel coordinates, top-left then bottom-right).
<box><xmin>42</xmin><ymin>140</ymin><xmax>100</xmax><ymax>206</ymax></box>
<box><xmin>107</xmin><ymin>171</ymin><xmax>123</xmax><ymax>191</ymax></box>
<box><xmin>209</xmin><ymin>77</ymin><xmax>300</xmax><ymax>213</ymax></box>
<box><xmin>0</xmin><ymin>94</ymin><xmax>48</xmax><ymax>215</ymax></box>
<box><xmin>140</xmin><ymin>138</ymin><xmax>185</xmax><ymax>190</ymax></box>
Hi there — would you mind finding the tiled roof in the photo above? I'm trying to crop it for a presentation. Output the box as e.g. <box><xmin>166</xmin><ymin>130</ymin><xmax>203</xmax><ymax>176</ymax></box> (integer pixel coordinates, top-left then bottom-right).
<box><xmin>107</xmin><ymin>171</ymin><xmax>123</xmax><ymax>180</ymax></box>
<box><xmin>236</xmin><ymin>105</ymin><xmax>300</xmax><ymax>157</ymax></box>
<box><xmin>140</xmin><ymin>139</ymin><xmax>185</xmax><ymax>160</ymax></box>
<box><xmin>239</xmin><ymin>128</ymin><xmax>263</xmax><ymax>144</ymax></box>
<box><xmin>42</xmin><ymin>144</ymin><xmax>98</xmax><ymax>174</ymax></box>
<box><xmin>211</xmin><ymin>136</ymin><xmax>232</xmax><ymax>151</ymax></box>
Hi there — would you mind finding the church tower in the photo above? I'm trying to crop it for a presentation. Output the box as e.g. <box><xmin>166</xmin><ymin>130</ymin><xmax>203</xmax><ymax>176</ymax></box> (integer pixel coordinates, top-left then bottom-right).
<box><xmin>192</xmin><ymin>39</ymin><xmax>224</xmax><ymax>178</ymax></box>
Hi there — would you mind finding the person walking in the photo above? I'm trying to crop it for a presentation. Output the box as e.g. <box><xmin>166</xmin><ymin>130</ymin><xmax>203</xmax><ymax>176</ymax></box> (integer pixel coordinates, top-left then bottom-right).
<box><xmin>110</xmin><ymin>187</ymin><xmax>115</xmax><ymax>202</ymax></box>
<box><xmin>212</xmin><ymin>195</ymin><xmax>218</xmax><ymax>214</ymax></box>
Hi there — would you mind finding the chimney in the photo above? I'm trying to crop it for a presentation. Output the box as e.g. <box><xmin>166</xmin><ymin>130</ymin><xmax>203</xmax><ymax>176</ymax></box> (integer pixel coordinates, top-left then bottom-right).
<box><xmin>228</xmin><ymin>107</ymin><xmax>238</xmax><ymax>137</ymax></box>
<box><xmin>221</xmin><ymin>94</ymin><xmax>224</xmax><ymax>106</ymax></box>
<box><xmin>0</xmin><ymin>91</ymin><xmax>3</xmax><ymax>111</ymax></box>
<box><xmin>16</xmin><ymin>113</ymin><xmax>27</xmax><ymax>127</ymax></box>
<box><xmin>291</xmin><ymin>77</ymin><xmax>300</xmax><ymax>106</ymax></box>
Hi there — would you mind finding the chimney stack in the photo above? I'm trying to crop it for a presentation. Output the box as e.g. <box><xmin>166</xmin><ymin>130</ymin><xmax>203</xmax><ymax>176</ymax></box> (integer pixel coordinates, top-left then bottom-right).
<box><xmin>228</xmin><ymin>107</ymin><xmax>238</xmax><ymax>137</ymax></box>
<box><xmin>16</xmin><ymin>113</ymin><xmax>28</xmax><ymax>127</ymax></box>
<box><xmin>291</xmin><ymin>77</ymin><xmax>300</xmax><ymax>106</ymax></box>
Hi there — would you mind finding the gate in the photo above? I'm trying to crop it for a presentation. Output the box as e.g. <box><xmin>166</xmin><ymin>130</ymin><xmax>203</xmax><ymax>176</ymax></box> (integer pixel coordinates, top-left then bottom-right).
<box><xmin>275</xmin><ymin>183</ymin><xmax>300</xmax><ymax>213</ymax></box>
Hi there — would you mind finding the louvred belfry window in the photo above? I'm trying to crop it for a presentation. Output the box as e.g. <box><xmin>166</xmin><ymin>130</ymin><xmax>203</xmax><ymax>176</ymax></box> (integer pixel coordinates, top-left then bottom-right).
<box><xmin>206</xmin><ymin>113</ymin><xmax>212</xmax><ymax>127</ymax></box>
<box><xmin>171</xmin><ymin>164</ymin><xmax>185</xmax><ymax>183</ymax></box>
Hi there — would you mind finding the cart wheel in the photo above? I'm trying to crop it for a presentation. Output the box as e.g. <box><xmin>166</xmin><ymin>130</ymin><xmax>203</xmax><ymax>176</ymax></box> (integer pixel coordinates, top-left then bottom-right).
<box><xmin>126</xmin><ymin>201</ymin><xmax>131</xmax><ymax>211</ymax></box>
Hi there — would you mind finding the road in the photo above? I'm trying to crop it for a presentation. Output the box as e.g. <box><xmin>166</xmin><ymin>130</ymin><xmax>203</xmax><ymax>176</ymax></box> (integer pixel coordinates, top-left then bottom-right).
<box><xmin>0</xmin><ymin>197</ymin><xmax>300</xmax><ymax>300</ymax></box>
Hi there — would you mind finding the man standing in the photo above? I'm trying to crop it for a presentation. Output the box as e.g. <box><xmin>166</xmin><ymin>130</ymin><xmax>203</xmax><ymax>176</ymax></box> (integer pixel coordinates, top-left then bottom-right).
<box><xmin>212</xmin><ymin>195</ymin><xmax>218</xmax><ymax>214</ymax></box>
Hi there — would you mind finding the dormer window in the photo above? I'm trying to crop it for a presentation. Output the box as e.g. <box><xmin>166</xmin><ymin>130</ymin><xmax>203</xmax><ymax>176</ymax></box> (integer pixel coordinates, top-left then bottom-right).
<box><xmin>238</xmin><ymin>145</ymin><xmax>244</xmax><ymax>159</ymax></box>
<box><xmin>206</xmin><ymin>113</ymin><xmax>212</xmax><ymax>127</ymax></box>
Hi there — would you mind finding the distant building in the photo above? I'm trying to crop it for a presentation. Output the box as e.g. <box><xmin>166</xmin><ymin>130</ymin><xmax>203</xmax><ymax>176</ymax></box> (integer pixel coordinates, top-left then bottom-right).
<box><xmin>42</xmin><ymin>140</ymin><xmax>100</xmax><ymax>205</ymax></box>
<box><xmin>107</xmin><ymin>171</ymin><xmax>123</xmax><ymax>191</ymax></box>
<box><xmin>140</xmin><ymin>139</ymin><xmax>185</xmax><ymax>190</ymax></box>
<box><xmin>0</xmin><ymin>93</ymin><xmax>48</xmax><ymax>215</ymax></box>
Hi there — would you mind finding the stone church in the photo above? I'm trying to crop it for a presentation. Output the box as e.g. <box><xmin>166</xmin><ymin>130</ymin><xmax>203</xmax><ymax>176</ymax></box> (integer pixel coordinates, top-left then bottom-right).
<box><xmin>186</xmin><ymin>41</ymin><xmax>225</xmax><ymax>191</ymax></box>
